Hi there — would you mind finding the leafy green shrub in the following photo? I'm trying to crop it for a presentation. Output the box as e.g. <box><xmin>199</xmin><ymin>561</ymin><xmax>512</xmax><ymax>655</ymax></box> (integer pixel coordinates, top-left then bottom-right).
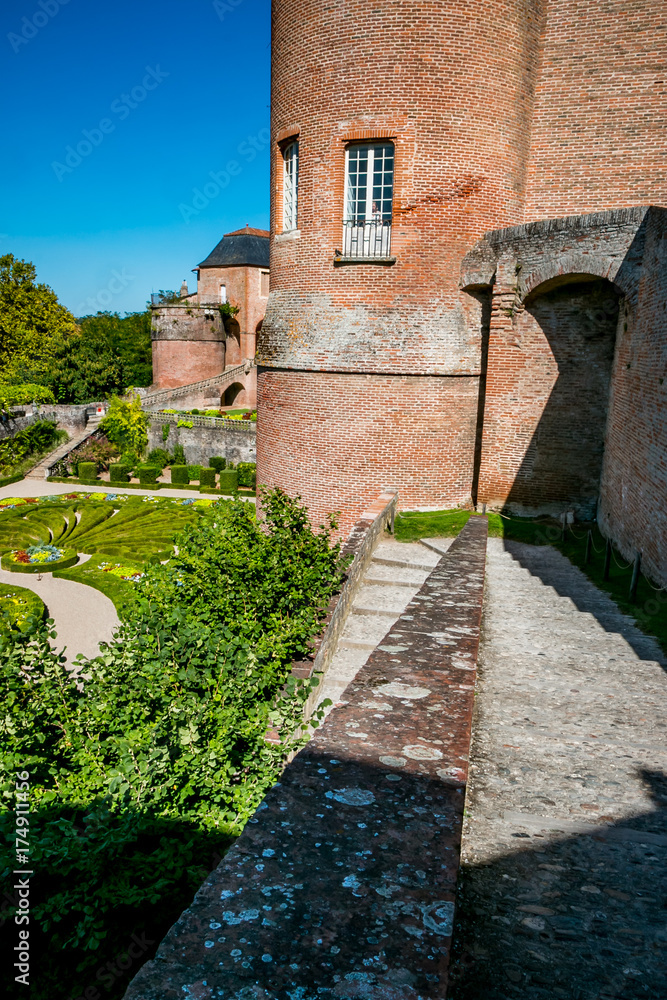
<box><xmin>78</xmin><ymin>461</ymin><xmax>98</xmax><ymax>482</ymax></box>
<box><xmin>171</xmin><ymin>442</ymin><xmax>186</xmax><ymax>466</ymax></box>
<box><xmin>236</xmin><ymin>462</ymin><xmax>257</xmax><ymax>489</ymax></box>
<box><xmin>177</xmin><ymin>419</ymin><xmax>193</xmax><ymax>429</ymax></box>
<box><xmin>137</xmin><ymin>465</ymin><xmax>159</xmax><ymax>486</ymax></box>
<box><xmin>170</xmin><ymin>465</ymin><xmax>188</xmax><ymax>485</ymax></box>
<box><xmin>218</xmin><ymin>469</ymin><xmax>238</xmax><ymax>494</ymax></box>
<box><xmin>147</xmin><ymin>447</ymin><xmax>171</xmax><ymax>469</ymax></box>
<box><xmin>190</xmin><ymin>408</ymin><xmax>200</xmax><ymax>415</ymax></box>
<box><xmin>204</xmin><ymin>409</ymin><xmax>219</xmax><ymax>417</ymax></box>
<box><xmin>199</xmin><ymin>467</ymin><xmax>216</xmax><ymax>489</ymax></box>
<box><xmin>0</xmin><ymin>419</ymin><xmax>65</xmax><ymax>477</ymax></box>
<box><xmin>99</xmin><ymin>394</ymin><xmax>148</xmax><ymax>456</ymax></box>
<box><xmin>109</xmin><ymin>463</ymin><xmax>131</xmax><ymax>484</ymax></box>
<box><xmin>186</xmin><ymin>464</ymin><xmax>201</xmax><ymax>483</ymax></box>
<box><xmin>0</xmin><ymin>491</ymin><xmax>344</xmax><ymax>1000</ymax></box>
<box><xmin>162</xmin><ymin>422</ymin><xmax>170</xmax><ymax>442</ymax></box>
<box><xmin>0</xmin><ymin>383</ymin><xmax>55</xmax><ymax>410</ymax></box>
<box><xmin>209</xmin><ymin>456</ymin><xmax>227</xmax><ymax>472</ymax></box>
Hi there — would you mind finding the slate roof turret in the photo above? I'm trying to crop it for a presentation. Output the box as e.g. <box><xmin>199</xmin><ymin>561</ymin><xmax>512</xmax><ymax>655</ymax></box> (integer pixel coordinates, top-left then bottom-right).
<box><xmin>197</xmin><ymin>225</ymin><xmax>270</xmax><ymax>269</ymax></box>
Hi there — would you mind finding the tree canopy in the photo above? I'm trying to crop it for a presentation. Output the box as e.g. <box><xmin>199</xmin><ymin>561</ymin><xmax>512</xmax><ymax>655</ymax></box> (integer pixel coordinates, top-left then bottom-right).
<box><xmin>0</xmin><ymin>253</ymin><xmax>153</xmax><ymax>404</ymax></box>
<box><xmin>0</xmin><ymin>254</ymin><xmax>76</xmax><ymax>385</ymax></box>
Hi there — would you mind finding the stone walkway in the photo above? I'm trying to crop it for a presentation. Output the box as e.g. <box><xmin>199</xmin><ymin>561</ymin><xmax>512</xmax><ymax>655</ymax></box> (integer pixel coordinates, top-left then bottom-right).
<box><xmin>317</xmin><ymin>535</ymin><xmax>453</xmax><ymax>713</ymax></box>
<box><xmin>449</xmin><ymin>538</ymin><xmax>667</xmax><ymax>1000</ymax></box>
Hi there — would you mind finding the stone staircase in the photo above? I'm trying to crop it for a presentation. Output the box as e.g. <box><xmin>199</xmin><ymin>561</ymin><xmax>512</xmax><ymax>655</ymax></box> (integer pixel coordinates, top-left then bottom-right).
<box><xmin>25</xmin><ymin>416</ymin><xmax>102</xmax><ymax>480</ymax></box>
<box><xmin>139</xmin><ymin>362</ymin><xmax>252</xmax><ymax>411</ymax></box>
<box><xmin>316</xmin><ymin>534</ymin><xmax>455</xmax><ymax>712</ymax></box>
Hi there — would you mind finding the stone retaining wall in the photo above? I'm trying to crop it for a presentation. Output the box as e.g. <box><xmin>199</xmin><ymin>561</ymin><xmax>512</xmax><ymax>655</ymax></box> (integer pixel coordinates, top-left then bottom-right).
<box><xmin>149</xmin><ymin>416</ymin><xmax>256</xmax><ymax>466</ymax></box>
<box><xmin>124</xmin><ymin>515</ymin><xmax>489</xmax><ymax>999</ymax></box>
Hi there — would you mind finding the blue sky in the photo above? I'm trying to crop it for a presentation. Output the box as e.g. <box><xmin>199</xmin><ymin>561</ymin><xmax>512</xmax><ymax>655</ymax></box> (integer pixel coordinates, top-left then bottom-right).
<box><xmin>1</xmin><ymin>0</ymin><xmax>270</xmax><ymax>315</ymax></box>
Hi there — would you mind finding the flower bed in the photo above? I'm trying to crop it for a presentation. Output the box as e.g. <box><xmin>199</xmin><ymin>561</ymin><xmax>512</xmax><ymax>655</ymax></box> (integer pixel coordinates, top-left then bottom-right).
<box><xmin>1</xmin><ymin>544</ymin><xmax>78</xmax><ymax>574</ymax></box>
<box><xmin>0</xmin><ymin>583</ymin><xmax>46</xmax><ymax>637</ymax></box>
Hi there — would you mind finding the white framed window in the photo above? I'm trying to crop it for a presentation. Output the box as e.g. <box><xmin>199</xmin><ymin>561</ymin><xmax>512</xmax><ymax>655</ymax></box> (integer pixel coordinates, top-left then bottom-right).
<box><xmin>343</xmin><ymin>142</ymin><xmax>394</xmax><ymax>258</ymax></box>
<box><xmin>282</xmin><ymin>141</ymin><xmax>299</xmax><ymax>232</ymax></box>
<box><xmin>220</xmin><ymin>283</ymin><xmax>227</xmax><ymax>304</ymax></box>
<box><xmin>260</xmin><ymin>270</ymin><xmax>269</xmax><ymax>297</ymax></box>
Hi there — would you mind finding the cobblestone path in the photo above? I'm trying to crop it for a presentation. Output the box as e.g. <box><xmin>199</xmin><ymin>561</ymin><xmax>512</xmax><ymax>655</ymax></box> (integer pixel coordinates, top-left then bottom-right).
<box><xmin>449</xmin><ymin>538</ymin><xmax>667</xmax><ymax>1000</ymax></box>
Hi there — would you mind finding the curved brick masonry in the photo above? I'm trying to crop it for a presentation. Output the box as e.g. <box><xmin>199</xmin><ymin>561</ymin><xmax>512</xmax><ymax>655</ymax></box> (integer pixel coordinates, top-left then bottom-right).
<box><xmin>123</xmin><ymin>515</ymin><xmax>488</xmax><ymax>999</ymax></box>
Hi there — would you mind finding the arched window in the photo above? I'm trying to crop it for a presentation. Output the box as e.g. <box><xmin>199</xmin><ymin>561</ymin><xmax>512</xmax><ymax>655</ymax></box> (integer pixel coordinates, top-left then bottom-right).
<box><xmin>220</xmin><ymin>284</ymin><xmax>227</xmax><ymax>304</ymax></box>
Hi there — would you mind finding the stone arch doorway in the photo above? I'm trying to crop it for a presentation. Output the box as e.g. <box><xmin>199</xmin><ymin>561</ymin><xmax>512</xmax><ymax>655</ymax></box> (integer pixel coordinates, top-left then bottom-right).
<box><xmin>223</xmin><ymin>382</ymin><xmax>246</xmax><ymax>407</ymax></box>
<box><xmin>505</xmin><ymin>276</ymin><xmax>622</xmax><ymax>518</ymax></box>
<box><xmin>476</xmin><ymin>272</ymin><xmax>623</xmax><ymax>519</ymax></box>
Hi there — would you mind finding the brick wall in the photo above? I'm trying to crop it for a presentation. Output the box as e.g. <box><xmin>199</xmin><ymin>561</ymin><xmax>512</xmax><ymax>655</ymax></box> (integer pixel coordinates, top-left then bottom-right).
<box><xmin>152</xmin><ymin>339</ymin><xmax>226</xmax><ymax>390</ymax></box>
<box><xmin>525</xmin><ymin>0</ymin><xmax>667</xmax><ymax>219</ymax></box>
<box><xmin>198</xmin><ymin>264</ymin><xmax>269</xmax><ymax>347</ymax></box>
<box><xmin>259</xmin><ymin>0</ymin><xmax>546</xmax><ymax>525</ymax></box>
<box><xmin>257</xmin><ymin>368</ymin><xmax>479</xmax><ymax>537</ymax></box>
<box><xmin>599</xmin><ymin>210</ymin><xmax>667</xmax><ymax>586</ymax></box>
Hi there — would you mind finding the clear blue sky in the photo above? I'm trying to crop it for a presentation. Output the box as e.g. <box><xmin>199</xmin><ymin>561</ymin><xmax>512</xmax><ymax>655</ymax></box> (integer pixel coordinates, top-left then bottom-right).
<box><xmin>1</xmin><ymin>0</ymin><xmax>270</xmax><ymax>316</ymax></box>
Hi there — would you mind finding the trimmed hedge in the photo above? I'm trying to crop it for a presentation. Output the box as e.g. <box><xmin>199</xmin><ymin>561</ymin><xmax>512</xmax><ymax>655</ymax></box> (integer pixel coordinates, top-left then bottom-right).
<box><xmin>78</xmin><ymin>461</ymin><xmax>98</xmax><ymax>482</ymax></box>
<box><xmin>170</xmin><ymin>465</ymin><xmax>188</xmax><ymax>485</ymax></box>
<box><xmin>209</xmin><ymin>457</ymin><xmax>227</xmax><ymax>472</ymax></box>
<box><xmin>1</xmin><ymin>548</ymin><xmax>79</xmax><ymax>574</ymax></box>
<box><xmin>186</xmin><ymin>464</ymin><xmax>201</xmax><ymax>484</ymax></box>
<box><xmin>137</xmin><ymin>465</ymin><xmax>160</xmax><ymax>486</ymax></box>
<box><xmin>199</xmin><ymin>467</ymin><xmax>217</xmax><ymax>489</ymax></box>
<box><xmin>109</xmin><ymin>464</ymin><xmax>131</xmax><ymax>484</ymax></box>
<box><xmin>218</xmin><ymin>469</ymin><xmax>238</xmax><ymax>494</ymax></box>
<box><xmin>236</xmin><ymin>462</ymin><xmax>257</xmax><ymax>489</ymax></box>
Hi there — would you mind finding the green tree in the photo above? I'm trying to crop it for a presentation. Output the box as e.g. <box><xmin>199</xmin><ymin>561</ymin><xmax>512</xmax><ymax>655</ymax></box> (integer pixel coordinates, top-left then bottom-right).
<box><xmin>99</xmin><ymin>393</ymin><xmax>149</xmax><ymax>456</ymax></box>
<box><xmin>48</xmin><ymin>310</ymin><xmax>153</xmax><ymax>404</ymax></box>
<box><xmin>0</xmin><ymin>254</ymin><xmax>76</xmax><ymax>384</ymax></box>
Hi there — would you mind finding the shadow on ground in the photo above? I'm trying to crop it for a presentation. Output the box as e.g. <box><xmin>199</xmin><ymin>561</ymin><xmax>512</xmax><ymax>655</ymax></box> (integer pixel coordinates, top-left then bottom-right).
<box><xmin>448</xmin><ymin>768</ymin><xmax>667</xmax><ymax>1000</ymax></box>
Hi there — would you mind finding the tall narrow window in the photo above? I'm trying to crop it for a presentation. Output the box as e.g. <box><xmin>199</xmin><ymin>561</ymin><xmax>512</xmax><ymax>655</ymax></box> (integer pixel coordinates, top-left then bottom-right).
<box><xmin>343</xmin><ymin>142</ymin><xmax>394</xmax><ymax>258</ymax></box>
<box><xmin>220</xmin><ymin>283</ymin><xmax>227</xmax><ymax>304</ymax></box>
<box><xmin>283</xmin><ymin>141</ymin><xmax>299</xmax><ymax>231</ymax></box>
<box><xmin>260</xmin><ymin>270</ymin><xmax>270</xmax><ymax>297</ymax></box>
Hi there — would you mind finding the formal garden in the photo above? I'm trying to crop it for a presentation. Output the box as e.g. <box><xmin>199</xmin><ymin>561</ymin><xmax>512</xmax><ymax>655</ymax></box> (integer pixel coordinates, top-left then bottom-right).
<box><xmin>0</xmin><ymin>488</ymin><xmax>346</xmax><ymax>1000</ymax></box>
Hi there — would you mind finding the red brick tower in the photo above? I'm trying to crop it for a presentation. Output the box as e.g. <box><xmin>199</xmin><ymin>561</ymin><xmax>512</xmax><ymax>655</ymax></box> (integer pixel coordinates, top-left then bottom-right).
<box><xmin>257</xmin><ymin>0</ymin><xmax>546</xmax><ymax>533</ymax></box>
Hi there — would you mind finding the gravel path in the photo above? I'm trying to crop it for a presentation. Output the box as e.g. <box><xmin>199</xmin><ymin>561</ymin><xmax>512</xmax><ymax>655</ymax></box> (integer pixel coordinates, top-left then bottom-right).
<box><xmin>0</xmin><ymin>556</ymin><xmax>119</xmax><ymax>667</ymax></box>
<box><xmin>449</xmin><ymin>538</ymin><xmax>667</xmax><ymax>1000</ymax></box>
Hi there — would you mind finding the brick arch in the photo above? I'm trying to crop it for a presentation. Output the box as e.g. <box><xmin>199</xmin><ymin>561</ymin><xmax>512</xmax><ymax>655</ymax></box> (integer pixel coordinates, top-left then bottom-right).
<box><xmin>520</xmin><ymin>253</ymin><xmax>631</xmax><ymax>302</ymax></box>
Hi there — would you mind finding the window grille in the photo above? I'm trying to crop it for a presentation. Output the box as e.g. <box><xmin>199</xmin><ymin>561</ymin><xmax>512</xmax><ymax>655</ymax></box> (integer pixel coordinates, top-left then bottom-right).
<box><xmin>343</xmin><ymin>142</ymin><xmax>394</xmax><ymax>258</ymax></box>
<box><xmin>283</xmin><ymin>141</ymin><xmax>299</xmax><ymax>231</ymax></box>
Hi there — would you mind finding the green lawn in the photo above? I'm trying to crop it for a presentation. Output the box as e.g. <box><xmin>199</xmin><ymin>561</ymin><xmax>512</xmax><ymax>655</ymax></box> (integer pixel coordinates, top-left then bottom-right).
<box><xmin>395</xmin><ymin>508</ymin><xmax>667</xmax><ymax>655</ymax></box>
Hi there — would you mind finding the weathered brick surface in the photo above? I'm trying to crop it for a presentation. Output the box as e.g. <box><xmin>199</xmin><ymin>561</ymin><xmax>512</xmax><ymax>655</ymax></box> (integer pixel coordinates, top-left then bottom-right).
<box><xmin>524</xmin><ymin>0</ymin><xmax>667</xmax><ymax>220</ymax></box>
<box><xmin>257</xmin><ymin>368</ymin><xmax>479</xmax><ymax>537</ymax></box>
<box><xmin>468</xmin><ymin>207</ymin><xmax>667</xmax><ymax>583</ymax></box>
<box><xmin>257</xmin><ymin>0</ymin><xmax>666</xmax><ymax>537</ymax></box>
<box><xmin>599</xmin><ymin>210</ymin><xmax>667</xmax><ymax>587</ymax></box>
